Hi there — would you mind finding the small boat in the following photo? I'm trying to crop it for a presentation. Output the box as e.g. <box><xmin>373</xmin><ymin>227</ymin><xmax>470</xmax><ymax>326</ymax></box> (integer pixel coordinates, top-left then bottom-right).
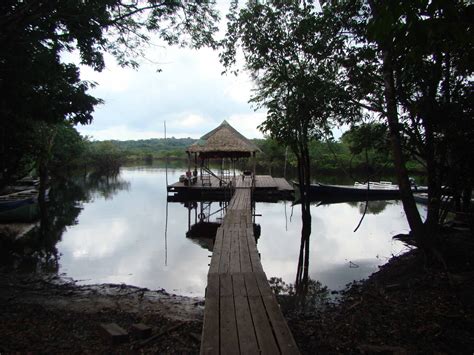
<box><xmin>294</xmin><ymin>181</ymin><xmax>427</xmax><ymax>201</ymax></box>
<box><xmin>0</xmin><ymin>189</ymin><xmax>39</xmax><ymax>222</ymax></box>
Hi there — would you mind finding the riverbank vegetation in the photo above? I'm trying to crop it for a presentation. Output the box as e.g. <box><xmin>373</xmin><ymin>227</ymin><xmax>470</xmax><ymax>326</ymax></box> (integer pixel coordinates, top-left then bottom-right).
<box><xmin>1</xmin><ymin>122</ymin><xmax>425</xmax><ymax>189</ymax></box>
<box><xmin>222</xmin><ymin>0</ymin><xmax>473</xmax><ymax>271</ymax></box>
<box><xmin>0</xmin><ymin>0</ymin><xmax>218</xmax><ymax>189</ymax></box>
<box><xmin>86</xmin><ymin>124</ymin><xmax>425</xmax><ymax>175</ymax></box>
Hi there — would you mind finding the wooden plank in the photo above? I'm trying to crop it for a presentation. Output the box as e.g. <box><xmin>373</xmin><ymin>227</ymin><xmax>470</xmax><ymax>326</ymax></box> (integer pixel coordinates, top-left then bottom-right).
<box><xmin>200</xmin><ymin>183</ymin><xmax>300</xmax><ymax>355</ymax></box>
<box><xmin>261</xmin><ymin>295</ymin><xmax>299</xmax><ymax>355</ymax></box>
<box><xmin>253</xmin><ymin>274</ymin><xmax>299</xmax><ymax>355</ymax></box>
<box><xmin>220</xmin><ymin>274</ymin><xmax>239</xmax><ymax>355</ymax></box>
<box><xmin>219</xmin><ymin>226</ymin><xmax>232</xmax><ymax>274</ymax></box>
<box><xmin>239</xmin><ymin>230</ymin><xmax>253</xmax><ymax>274</ymax></box>
<box><xmin>232</xmin><ymin>274</ymin><xmax>259</xmax><ymax>354</ymax></box>
<box><xmin>254</xmin><ymin>271</ymin><xmax>274</xmax><ymax>297</ymax></box>
<box><xmin>229</xmin><ymin>229</ymin><xmax>241</xmax><ymax>274</ymax></box>
<box><xmin>219</xmin><ymin>273</ymin><xmax>233</xmax><ymax>297</ymax></box>
<box><xmin>242</xmin><ymin>273</ymin><xmax>280</xmax><ymax>353</ymax></box>
<box><xmin>246</xmin><ymin>298</ymin><xmax>280</xmax><ymax>353</ymax></box>
<box><xmin>130</xmin><ymin>323</ymin><xmax>152</xmax><ymax>339</ymax></box>
<box><xmin>245</xmin><ymin>228</ymin><xmax>264</xmax><ymax>274</ymax></box>
<box><xmin>99</xmin><ymin>323</ymin><xmax>129</xmax><ymax>345</ymax></box>
<box><xmin>274</xmin><ymin>178</ymin><xmax>294</xmax><ymax>191</ymax></box>
<box><xmin>209</xmin><ymin>228</ymin><xmax>224</xmax><ymax>274</ymax></box>
<box><xmin>255</xmin><ymin>175</ymin><xmax>277</xmax><ymax>189</ymax></box>
<box><xmin>201</xmin><ymin>274</ymin><xmax>219</xmax><ymax>354</ymax></box>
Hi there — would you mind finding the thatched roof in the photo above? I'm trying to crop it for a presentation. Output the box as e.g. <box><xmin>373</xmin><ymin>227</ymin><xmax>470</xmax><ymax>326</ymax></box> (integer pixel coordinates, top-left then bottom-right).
<box><xmin>186</xmin><ymin>120</ymin><xmax>261</xmax><ymax>158</ymax></box>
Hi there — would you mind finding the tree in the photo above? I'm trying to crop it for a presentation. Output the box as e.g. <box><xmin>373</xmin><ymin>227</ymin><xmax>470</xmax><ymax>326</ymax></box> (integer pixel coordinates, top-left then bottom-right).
<box><xmin>322</xmin><ymin>0</ymin><xmax>473</xmax><ymax>254</ymax></box>
<box><xmin>222</xmin><ymin>0</ymin><xmax>361</xmax><ymax>294</ymax></box>
<box><xmin>341</xmin><ymin>122</ymin><xmax>391</xmax><ymax>176</ymax></box>
<box><xmin>0</xmin><ymin>0</ymin><xmax>219</xmax><ymax>187</ymax></box>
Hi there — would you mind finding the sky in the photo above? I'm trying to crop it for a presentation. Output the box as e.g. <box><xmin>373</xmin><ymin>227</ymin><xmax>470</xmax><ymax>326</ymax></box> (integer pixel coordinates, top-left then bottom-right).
<box><xmin>74</xmin><ymin>1</ymin><xmax>344</xmax><ymax>142</ymax></box>
<box><xmin>75</xmin><ymin>3</ymin><xmax>265</xmax><ymax>142</ymax></box>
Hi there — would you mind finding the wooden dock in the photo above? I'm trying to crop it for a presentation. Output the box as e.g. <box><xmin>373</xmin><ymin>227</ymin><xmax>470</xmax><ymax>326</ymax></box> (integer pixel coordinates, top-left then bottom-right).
<box><xmin>168</xmin><ymin>175</ymin><xmax>294</xmax><ymax>202</ymax></box>
<box><xmin>200</xmin><ymin>180</ymin><xmax>299</xmax><ymax>354</ymax></box>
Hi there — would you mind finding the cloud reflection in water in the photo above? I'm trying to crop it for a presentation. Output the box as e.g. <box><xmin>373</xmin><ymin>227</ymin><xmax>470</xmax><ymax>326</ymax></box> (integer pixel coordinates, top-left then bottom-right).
<box><xmin>57</xmin><ymin>166</ymin><xmax>424</xmax><ymax>296</ymax></box>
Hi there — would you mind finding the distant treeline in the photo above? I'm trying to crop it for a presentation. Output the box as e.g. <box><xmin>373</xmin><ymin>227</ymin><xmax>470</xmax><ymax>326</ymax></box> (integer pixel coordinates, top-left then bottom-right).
<box><xmin>90</xmin><ymin>137</ymin><xmax>196</xmax><ymax>161</ymax></box>
<box><xmin>89</xmin><ymin>127</ymin><xmax>424</xmax><ymax>175</ymax></box>
<box><xmin>2</xmin><ymin>122</ymin><xmax>423</xmax><ymax>189</ymax></box>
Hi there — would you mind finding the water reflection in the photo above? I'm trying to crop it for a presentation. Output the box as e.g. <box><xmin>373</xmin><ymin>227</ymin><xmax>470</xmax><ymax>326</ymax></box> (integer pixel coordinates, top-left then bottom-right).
<box><xmin>256</xmin><ymin>200</ymin><xmax>422</xmax><ymax>292</ymax></box>
<box><xmin>56</xmin><ymin>167</ymin><xmax>211</xmax><ymax>296</ymax></box>
<box><xmin>356</xmin><ymin>200</ymin><xmax>393</xmax><ymax>215</ymax></box>
<box><xmin>85</xmin><ymin>172</ymin><xmax>131</xmax><ymax>200</ymax></box>
<box><xmin>3</xmin><ymin>164</ymin><xmax>426</xmax><ymax>297</ymax></box>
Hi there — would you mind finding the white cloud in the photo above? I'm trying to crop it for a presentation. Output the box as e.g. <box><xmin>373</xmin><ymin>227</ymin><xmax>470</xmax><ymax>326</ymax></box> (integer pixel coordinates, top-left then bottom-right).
<box><xmin>79</xmin><ymin>125</ymin><xmax>164</xmax><ymax>141</ymax></box>
<box><xmin>175</xmin><ymin>113</ymin><xmax>207</xmax><ymax>128</ymax></box>
<box><xmin>80</xmin><ymin>56</ymin><xmax>136</xmax><ymax>93</ymax></box>
<box><xmin>228</xmin><ymin>112</ymin><xmax>266</xmax><ymax>138</ymax></box>
<box><xmin>223</xmin><ymin>74</ymin><xmax>254</xmax><ymax>104</ymax></box>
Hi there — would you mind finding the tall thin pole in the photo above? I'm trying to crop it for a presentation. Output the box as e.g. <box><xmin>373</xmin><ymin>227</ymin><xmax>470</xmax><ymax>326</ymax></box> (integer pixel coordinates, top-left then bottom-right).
<box><xmin>164</xmin><ymin>121</ymin><xmax>168</xmax><ymax>186</ymax></box>
<box><xmin>165</xmin><ymin>199</ymin><xmax>168</xmax><ymax>267</ymax></box>
<box><xmin>164</xmin><ymin>120</ymin><xmax>168</xmax><ymax>266</ymax></box>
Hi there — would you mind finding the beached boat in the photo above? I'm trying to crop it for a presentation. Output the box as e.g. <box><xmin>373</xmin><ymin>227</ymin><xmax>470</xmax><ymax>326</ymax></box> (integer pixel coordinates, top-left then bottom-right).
<box><xmin>294</xmin><ymin>181</ymin><xmax>427</xmax><ymax>201</ymax></box>
<box><xmin>0</xmin><ymin>189</ymin><xmax>39</xmax><ymax>222</ymax></box>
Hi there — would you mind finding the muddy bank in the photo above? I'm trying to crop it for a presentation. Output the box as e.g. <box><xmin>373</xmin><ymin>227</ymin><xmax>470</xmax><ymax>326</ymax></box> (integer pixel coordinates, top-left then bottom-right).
<box><xmin>0</xmin><ymin>272</ymin><xmax>204</xmax><ymax>353</ymax></box>
<box><xmin>286</xmin><ymin>240</ymin><xmax>474</xmax><ymax>354</ymax></box>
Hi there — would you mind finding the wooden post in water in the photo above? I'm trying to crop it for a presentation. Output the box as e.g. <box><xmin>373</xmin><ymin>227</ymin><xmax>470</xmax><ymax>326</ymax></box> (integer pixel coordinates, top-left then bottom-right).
<box><xmin>164</xmin><ymin>121</ymin><xmax>168</xmax><ymax>187</ymax></box>
<box><xmin>252</xmin><ymin>151</ymin><xmax>256</xmax><ymax>188</ymax></box>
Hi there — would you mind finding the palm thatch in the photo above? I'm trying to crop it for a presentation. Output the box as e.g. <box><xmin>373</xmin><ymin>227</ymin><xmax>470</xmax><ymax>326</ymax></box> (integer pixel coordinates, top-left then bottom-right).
<box><xmin>186</xmin><ymin>120</ymin><xmax>261</xmax><ymax>158</ymax></box>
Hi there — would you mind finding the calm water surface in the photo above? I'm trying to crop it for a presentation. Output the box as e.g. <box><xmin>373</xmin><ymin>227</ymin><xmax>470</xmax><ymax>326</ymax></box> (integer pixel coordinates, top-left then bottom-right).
<box><xmin>53</xmin><ymin>165</ymin><xmax>426</xmax><ymax>296</ymax></box>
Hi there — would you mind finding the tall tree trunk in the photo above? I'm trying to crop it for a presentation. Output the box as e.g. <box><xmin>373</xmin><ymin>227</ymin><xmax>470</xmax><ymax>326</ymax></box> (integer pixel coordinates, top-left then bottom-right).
<box><xmin>381</xmin><ymin>48</ymin><xmax>427</xmax><ymax>247</ymax></box>
<box><xmin>295</xmin><ymin>134</ymin><xmax>312</xmax><ymax>301</ymax></box>
<box><xmin>295</xmin><ymin>153</ymin><xmax>305</xmax><ymax>289</ymax></box>
<box><xmin>301</xmin><ymin>141</ymin><xmax>311</xmax><ymax>296</ymax></box>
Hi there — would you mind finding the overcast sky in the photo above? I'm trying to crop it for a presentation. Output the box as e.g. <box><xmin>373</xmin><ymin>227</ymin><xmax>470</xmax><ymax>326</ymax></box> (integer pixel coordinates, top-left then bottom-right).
<box><xmin>76</xmin><ymin>2</ymin><xmax>266</xmax><ymax>141</ymax></box>
<box><xmin>75</xmin><ymin>1</ymin><xmax>345</xmax><ymax>142</ymax></box>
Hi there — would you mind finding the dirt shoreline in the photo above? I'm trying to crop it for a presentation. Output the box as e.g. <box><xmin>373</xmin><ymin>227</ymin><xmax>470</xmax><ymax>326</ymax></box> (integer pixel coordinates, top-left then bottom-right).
<box><xmin>1</xmin><ymin>238</ymin><xmax>473</xmax><ymax>354</ymax></box>
<box><xmin>286</xmin><ymin>247</ymin><xmax>474</xmax><ymax>354</ymax></box>
<box><xmin>0</xmin><ymin>272</ymin><xmax>204</xmax><ymax>353</ymax></box>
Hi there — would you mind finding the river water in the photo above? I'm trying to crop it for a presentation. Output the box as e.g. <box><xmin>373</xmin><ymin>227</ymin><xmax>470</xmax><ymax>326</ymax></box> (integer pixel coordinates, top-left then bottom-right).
<box><xmin>34</xmin><ymin>164</ymin><xmax>426</xmax><ymax>297</ymax></box>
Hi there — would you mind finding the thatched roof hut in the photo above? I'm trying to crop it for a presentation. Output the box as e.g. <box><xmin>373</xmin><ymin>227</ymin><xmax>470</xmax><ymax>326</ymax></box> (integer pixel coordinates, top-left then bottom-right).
<box><xmin>186</xmin><ymin>120</ymin><xmax>261</xmax><ymax>159</ymax></box>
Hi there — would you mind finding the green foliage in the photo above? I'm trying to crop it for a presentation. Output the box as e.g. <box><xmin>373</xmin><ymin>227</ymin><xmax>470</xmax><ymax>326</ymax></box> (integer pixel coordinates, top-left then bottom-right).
<box><xmin>341</xmin><ymin>123</ymin><xmax>389</xmax><ymax>156</ymax></box>
<box><xmin>49</xmin><ymin>123</ymin><xmax>87</xmax><ymax>172</ymax></box>
<box><xmin>324</xmin><ymin>0</ymin><xmax>474</xmax><ymax>233</ymax></box>
<box><xmin>222</xmin><ymin>1</ymin><xmax>361</xmax><ymax>149</ymax></box>
<box><xmin>0</xmin><ymin>0</ymin><xmax>219</xmax><ymax>188</ymax></box>
<box><xmin>340</xmin><ymin>122</ymin><xmax>392</xmax><ymax>173</ymax></box>
<box><xmin>87</xmin><ymin>137</ymin><xmax>194</xmax><ymax>162</ymax></box>
<box><xmin>86</xmin><ymin>141</ymin><xmax>125</xmax><ymax>175</ymax></box>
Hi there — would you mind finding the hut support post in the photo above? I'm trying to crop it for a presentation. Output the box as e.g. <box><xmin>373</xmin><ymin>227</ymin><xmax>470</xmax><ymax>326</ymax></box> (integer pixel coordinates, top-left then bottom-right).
<box><xmin>187</xmin><ymin>152</ymin><xmax>191</xmax><ymax>173</ymax></box>
<box><xmin>252</xmin><ymin>152</ymin><xmax>256</xmax><ymax>187</ymax></box>
<box><xmin>188</xmin><ymin>205</ymin><xmax>191</xmax><ymax>231</ymax></box>
<box><xmin>194</xmin><ymin>153</ymin><xmax>198</xmax><ymax>176</ymax></box>
<box><xmin>200</xmin><ymin>157</ymin><xmax>203</xmax><ymax>184</ymax></box>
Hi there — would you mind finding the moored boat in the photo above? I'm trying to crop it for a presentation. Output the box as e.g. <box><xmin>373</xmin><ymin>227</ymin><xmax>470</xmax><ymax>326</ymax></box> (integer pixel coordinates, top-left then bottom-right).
<box><xmin>294</xmin><ymin>181</ymin><xmax>427</xmax><ymax>201</ymax></box>
<box><xmin>0</xmin><ymin>189</ymin><xmax>39</xmax><ymax>222</ymax></box>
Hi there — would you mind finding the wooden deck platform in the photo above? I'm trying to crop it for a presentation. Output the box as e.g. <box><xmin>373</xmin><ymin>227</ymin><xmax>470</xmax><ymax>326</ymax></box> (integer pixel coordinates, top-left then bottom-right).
<box><xmin>167</xmin><ymin>175</ymin><xmax>294</xmax><ymax>202</ymax></box>
<box><xmin>200</xmin><ymin>187</ymin><xmax>299</xmax><ymax>354</ymax></box>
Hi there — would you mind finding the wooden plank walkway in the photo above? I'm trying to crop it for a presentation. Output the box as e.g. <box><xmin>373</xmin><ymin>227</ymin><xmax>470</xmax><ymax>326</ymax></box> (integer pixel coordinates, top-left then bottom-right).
<box><xmin>168</xmin><ymin>175</ymin><xmax>294</xmax><ymax>202</ymax></box>
<box><xmin>200</xmin><ymin>184</ymin><xmax>299</xmax><ymax>354</ymax></box>
<box><xmin>274</xmin><ymin>178</ymin><xmax>294</xmax><ymax>192</ymax></box>
<box><xmin>169</xmin><ymin>175</ymin><xmax>285</xmax><ymax>191</ymax></box>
